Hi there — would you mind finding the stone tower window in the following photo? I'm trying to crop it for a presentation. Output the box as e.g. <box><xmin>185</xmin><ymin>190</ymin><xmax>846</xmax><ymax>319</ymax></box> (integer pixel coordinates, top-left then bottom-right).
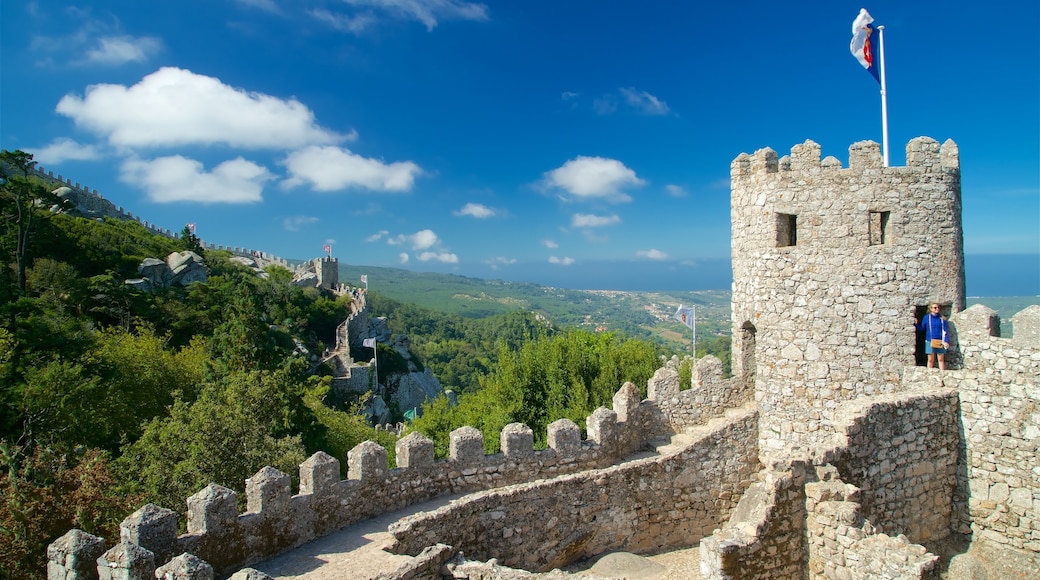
<box><xmin>777</xmin><ymin>213</ymin><xmax>797</xmax><ymax>247</ymax></box>
<box><xmin>869</xmin><ymin>211</ymin><xmax>890</xmax><ymax>245</ymax></box>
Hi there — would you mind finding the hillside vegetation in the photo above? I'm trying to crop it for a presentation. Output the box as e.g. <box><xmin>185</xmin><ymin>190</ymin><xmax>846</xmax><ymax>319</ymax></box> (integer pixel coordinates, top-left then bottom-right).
<box><xmin>0</xmin><ymin>152</ymin><xmax>679</xmax><ymax>576</ymax></box>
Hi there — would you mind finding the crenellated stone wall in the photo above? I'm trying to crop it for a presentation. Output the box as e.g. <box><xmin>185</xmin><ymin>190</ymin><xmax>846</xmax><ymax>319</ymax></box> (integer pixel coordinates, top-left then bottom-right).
<box><xmin>828</xmin><ymin>387</ymin><xmax>962</xmax><ymax>552</ymax></box>
<box><xmin>648</xmin><ymin>354</ymin><xmax>752</xmax><ymax>431</ymax></box>
<box><xmin>948</xmin><ymin>304</ymin><xmax>1040</xmax><ymax>564</ymax></box>
<box><xmin>47</xmin><ymin>383</ymin><xmax>664</xmax><ymax>578</ymax></box>
<box><xmin>387</xmin><ymin>407</ymin><xmax>760</xmax><ymax>572</ymax></box>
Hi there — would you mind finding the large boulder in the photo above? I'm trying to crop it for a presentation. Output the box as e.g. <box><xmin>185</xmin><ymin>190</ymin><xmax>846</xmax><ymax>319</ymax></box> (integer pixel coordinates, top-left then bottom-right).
<box><xmin>167</xmin><ymin>251</ymin><xmax>207</xmax><ymax>286</ymax></box>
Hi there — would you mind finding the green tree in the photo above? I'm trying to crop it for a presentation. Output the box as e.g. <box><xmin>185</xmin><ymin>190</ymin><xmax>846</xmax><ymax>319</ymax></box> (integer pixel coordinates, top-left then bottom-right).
<box><xmin>0</xmin><ymin>443</ymin><xmax>141</xmax><ymax>579</ymax></box>
<box><xmin>410</xmin><ymin>329</ymin><xmax>659</xmax><ymax>455</ymax></box>
<box><xmin>115</xmin><ymin>369</ymin><xmax>311</xmax><ymax>512</ymax></box>
<box><xmin>0</xmin><ymin>150</ymin><xmax>69</xmax><ymax>295</ymax></box>
<box><xmin>178</xmin><ymin>224</ymin><xmax>204</xmax><ymax>257</ymax></box>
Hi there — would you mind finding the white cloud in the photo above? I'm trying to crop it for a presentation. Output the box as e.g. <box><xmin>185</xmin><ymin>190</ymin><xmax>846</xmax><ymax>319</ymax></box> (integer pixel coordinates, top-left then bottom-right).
<box><xmin>544</xmin><ymin>156</ymin><xmax>643</xmax><ymax>203</ymax></box>
<box><xmin>233</xmin><ymin>0</ymin><xmax>281</xmax><ymax>13</ymax></box>
<box><xmin>120</xmin><ymin>155</ymin><xmax>273</xmax><ymax>204</ymax></box>
<box><xmin>572</xmin><ymin>213</ymin><xmax>620</xmax><ymax>228</ymax></box>
<box><xmin>283</xmin><ymin>215</ymin><xmax>319</xmax><ymax>231</ymax></box>
<box><xmin>282</xmin><ymin>145</ymin><xmax>421</xmax><ymax>192</ymax></box>
<box><xmin>636</xmin><ymin>248</ymin><xmax>669</xmax><ymax>260</ymax></box>
<box><xmin>366</xmin><ymin>230</ymin><xmax>389</xmax><ymax>242</ymax></box>
<box><xmin>561</xmin><ymin>91</ymin><xmax>579</xmax><ymax>101</ymax></box>
<box><xmin>485</xmin><ymin>257</ymin><xmax>516</xmax><ymax>269</ymax></box>
<box><xmin>542</xmin><ymin>239</ymin><xmax>559</xmax><ymax>249</ymax></box>
<box><xmin>309</xmin><ymin>9</ymin><xmax>377</xmax><ymax>33</ymax></box>
<box><xmin>30</xmin><ymin>138</ymin><xmax>101</xmax><ymax>164</ymax></box>
<box><xmin>454</xmin><ymin>202</ymin><xmax>495</xmax><ymax>218</ymax></box>
<box><xmin>85</xmin><ymin>36</ymin><xmax>162</xmax><ymax>65</ymax></box>
<box><xmin>665</xmin><ymin>184</ymin><xmax>688</xmax><ymax>197</ymax></box>
<box><xmin>389</xmin><ymin>229</ymin><xmax>440</xmax><ymax>250</ymax></box>
<box><xmin>399</xmin><ymin>252</ymin><xmax>410</xmax><ymax>264</ymax></box>
<box><xmin>342</xmin><ymin>0</ymin><xmax>489</xmax><ymax>31</ymax></box>
<box><xmin>56</xmin><ymin>67</ymin><xmax>345</xmax><ymax>149</ymax></box>
<box><xmin>549</xmin><ymin>256</ymin><xmax>575</xmax><ymax>266</ymax></box>
<box><xmin>417</xmin><ymin>251</ymin><xmax>459</xmax><ymax>263</ymax></box>
<box><xmin>619</xmin><ymin>87</ymin><xmax>670</xmax><ymax>115</ymax></box>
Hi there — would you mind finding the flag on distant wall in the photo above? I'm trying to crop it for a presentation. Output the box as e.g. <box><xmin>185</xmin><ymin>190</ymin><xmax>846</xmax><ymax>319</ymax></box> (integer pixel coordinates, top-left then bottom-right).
<box><xmin>674</xmin><ymin>304</ymin><xmax>695</xmax><ymax>330</ymax></box>
<box><xmin>363</xmin><ymin>337</ymin><xmax>376</xmax><ymax>348</ymax></box>
<box><xmin>850</xmin><ymin>8</ymin><xmax>880</xmax><ymax>83</ymax></box>
<box><xmin>323</xmin><ymin>244</ymin><xmax>332</xmax><ymax>254</ymax></box>
<box><xmin>186</xmin><ymin>222</ymin><xmax>196</xmax><ymax>233</ymax></box>
<box><xmin>360</xmin><ymin>274</ymin><xmax>368</xmax><ymax>284</ymax></box>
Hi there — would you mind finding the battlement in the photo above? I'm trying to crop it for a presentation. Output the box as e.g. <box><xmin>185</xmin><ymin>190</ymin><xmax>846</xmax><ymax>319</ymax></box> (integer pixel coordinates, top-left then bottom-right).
<box><xmin>730</xmin><ymin>137</ymin><xmax>960</xmax><ymax>178</ymax></box>
<box><xmin>48</xmin><ymin>382</ymin><xmax>664</xmax><ymax>577</ymax></box>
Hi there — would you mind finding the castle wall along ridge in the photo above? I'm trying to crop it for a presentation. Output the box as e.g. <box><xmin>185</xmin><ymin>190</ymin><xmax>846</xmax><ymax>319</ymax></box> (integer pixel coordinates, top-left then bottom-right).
<box><xmin>47</xmin><ymin>138</ymin><xmax>1039</xmax><ymax>580</ymax></box>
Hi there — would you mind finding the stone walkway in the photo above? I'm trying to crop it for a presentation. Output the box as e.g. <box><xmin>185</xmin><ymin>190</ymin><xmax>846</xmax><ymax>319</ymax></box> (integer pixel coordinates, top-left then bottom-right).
<box><xmin>249</xmin><ymin>495</ymin><xmax>462</xmax><ymax>579</ymax></box>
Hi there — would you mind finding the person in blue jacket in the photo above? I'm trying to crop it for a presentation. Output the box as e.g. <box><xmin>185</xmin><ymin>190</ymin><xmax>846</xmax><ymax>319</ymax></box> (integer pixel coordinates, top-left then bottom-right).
<box><xmin>916</xmin><ymin>302</ymin><xmax>949</xmax><ymax>370</ymax></box>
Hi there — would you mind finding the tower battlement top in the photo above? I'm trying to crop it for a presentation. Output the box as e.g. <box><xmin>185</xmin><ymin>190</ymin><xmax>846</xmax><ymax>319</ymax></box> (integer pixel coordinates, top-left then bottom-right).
<box><xmin>731</xmin><ymin>137</ymin><xmax>959</xmax><ymax>178</ymax></box>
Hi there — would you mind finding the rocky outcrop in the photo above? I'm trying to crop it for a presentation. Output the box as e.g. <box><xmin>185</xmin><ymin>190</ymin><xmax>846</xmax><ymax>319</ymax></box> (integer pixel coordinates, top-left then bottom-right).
<box><xmin>126</xmin><ymin>251</ymin><xmax>207</xmax><ymax>291</ymax></box>
<box><xmin>51</xmin><ymin>185</ymin><xmax>122</xmax><ymax>219</ymax></box>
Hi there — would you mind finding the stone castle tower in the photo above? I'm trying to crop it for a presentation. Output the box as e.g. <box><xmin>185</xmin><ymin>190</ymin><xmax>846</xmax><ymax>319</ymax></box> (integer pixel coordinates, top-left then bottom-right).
<box><xmin>729</xmin><ymin>137</ymin><xmax>965</xmax><ymax>454</ymax></box>
<box><xmin>314</xmin><ymin>255</ymin><xmax>339</xmax><ymax>291</ymax></box>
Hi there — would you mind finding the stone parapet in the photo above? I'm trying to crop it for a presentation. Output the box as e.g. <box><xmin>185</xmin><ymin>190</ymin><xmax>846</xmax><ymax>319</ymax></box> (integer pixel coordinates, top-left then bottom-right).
<box><xmin>48</xmin><ymin>383</ymin><xmax>664</xmax><ymax>577</ymax></box>
<box><xmin>387</xmin><ymin>408</ymin><xmax>760</xmax><ymax>572</ymax></box>
<box><xmin>649</xmin><ymin>355</ymin><xmax>751</xmax><ymax>431</ymax></box>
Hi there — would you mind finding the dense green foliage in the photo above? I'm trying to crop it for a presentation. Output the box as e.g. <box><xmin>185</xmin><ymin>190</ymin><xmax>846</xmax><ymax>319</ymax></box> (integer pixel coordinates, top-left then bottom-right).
<box><xmin>409</xmin><ymin>330</ymin><xmax>660</xmax><ymax>456</ymax></box>
<box><xmin>0</xmin><ymin>150</ymin><xmax>400</xmax><ymax>576</ymax></box>
<box><xmin>368</xmin><ymin>292</ymin><xmax>553</xmax><ymax>393</ymax></box>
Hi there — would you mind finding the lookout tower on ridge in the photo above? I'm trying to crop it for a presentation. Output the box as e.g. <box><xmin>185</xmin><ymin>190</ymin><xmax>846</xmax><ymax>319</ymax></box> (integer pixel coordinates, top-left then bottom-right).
<box><xmin>729</xmin><ymin>137</ymin><xmax>965</xmax><ymax>453</ymax></box>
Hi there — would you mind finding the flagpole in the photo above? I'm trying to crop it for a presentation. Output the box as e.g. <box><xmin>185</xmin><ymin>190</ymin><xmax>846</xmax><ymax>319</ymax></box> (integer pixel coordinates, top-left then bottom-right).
<box><xmin>878</xmin><ymin>25</ymin><xmax>889</xmax><ymax>167</ymax></box>
<box><xmin>692</xmin><ymin>305</ymin><xmax>697</xmax><ymax>356</ymax></box>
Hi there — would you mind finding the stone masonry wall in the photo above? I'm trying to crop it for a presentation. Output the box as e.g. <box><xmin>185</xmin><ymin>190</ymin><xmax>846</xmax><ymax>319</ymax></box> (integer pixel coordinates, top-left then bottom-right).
<box><xmin>387</xmin><ymin>407</ymin><xmax>760</xmax><ymax>572</ymax></box>
<box><xmin>700</xmin><ymin>459</ymin><xmax>810</xmax><ymax>579</ymax></box>
<box><xmin>828</xmin><ymin>388</ymin><xmax>961</xmax><ymax>552</ymax></box>
<box><xmin>949</xmin><ymin>304</ymin><xmax>1040</xmax><ymax>565</ymax></box>
<box><xmin>647</xmin><ymin>355</ymin><xmax>753</xmax><ymax>431</ymax></box>
<box><xmin>48</xmin><ymin>384</ymin><xmax>661</xmax><ymax>578</ymax></box>
<box><xmin>804</xmin><ymin>466</ymin><xmax>939</xmax><ymax>580</ymax></box>
<box><xmin>730</xmin><ymin>138</ymin><xmax>965</xmax><ymax>455</ymax></box>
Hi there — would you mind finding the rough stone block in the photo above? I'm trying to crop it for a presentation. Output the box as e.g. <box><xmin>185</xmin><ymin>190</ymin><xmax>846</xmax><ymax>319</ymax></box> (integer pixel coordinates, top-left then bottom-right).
<box><xmin>449</xmin><ymin>426</ymin><xmax>484</xmax><ymax>464</ymax></box>
<box><xmin>613</xmin><ymin>382</ymin><xmax>642</xmax><ymax>423</ymax></box>
<box><xmin>348</xmin><ymin>440</ymin><xmax>388</xmax><ymax>480</ymax></box>
<box><xmin>154</xmin><ymin>553</ymin><xmax>213</xmax><ymax>580</ymax></box>
<box><xmin>246</xmin><ymin>466</ymin><xmax>291</xmax><ymax>515</ymax></box>
<box><xmin>501</xmin><ymin>423</ymin><xmax>534</xmax><ymax>457</ymax></box>
<box><xmin>47</xmin><ymin>529</ymin><xmax>106</xmax><ymax>580</ymax></box>
<box><xmin>647</xmin><ymin>367</ymin><xmax>679</xmax><ymax>400</ymax></box>
<box><xmin>299</xmin><ymin>451</ymin><xmax>339</xmax><ymax>495</ymax></box>
<box><xmin>396</xmin><ymin>431</ymin><xmax>435</xmax><ymax>468</ymax></box>
<box><xmin>96</xmin><ymin>541</ymin><xmax>155</xmax><ymax>580</ymax></box>
<box><xmin>119</xmin><ymin>503</ymin><xmax>177</xmax><ymax>566</ymax></box>
<box><xmin>186</xmin><ymin>484</ymin><xmax>238</xmax><ymax>536</ymax></box>
<box><xmin>547</xmin><ymin>418</ymin><xmax>581</xmax><ymax>454</ymax></box>
<box><xmin>586</xmin><ymin>407</ymin><xmax>617</xmax><ymax>449</ymax></box>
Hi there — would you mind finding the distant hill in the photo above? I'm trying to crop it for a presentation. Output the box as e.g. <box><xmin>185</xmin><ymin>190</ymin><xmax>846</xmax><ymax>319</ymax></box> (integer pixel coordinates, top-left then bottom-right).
<box><xmin>339</xmin><ymin>263</ymin><xmax>1038</xmax><ymax>349</ymax></box>
<box><xmin>337</xmin><ymin>264</ymin><xmax>729</xmax><ymax>354</ymax></box>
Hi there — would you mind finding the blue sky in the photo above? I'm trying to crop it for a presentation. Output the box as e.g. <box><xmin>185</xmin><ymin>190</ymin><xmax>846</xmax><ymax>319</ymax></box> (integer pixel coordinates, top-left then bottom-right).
<box><xmin>2</xmin><ymin>1</ymin><xmax>1038</xmax><ymax>294</ymax></box>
